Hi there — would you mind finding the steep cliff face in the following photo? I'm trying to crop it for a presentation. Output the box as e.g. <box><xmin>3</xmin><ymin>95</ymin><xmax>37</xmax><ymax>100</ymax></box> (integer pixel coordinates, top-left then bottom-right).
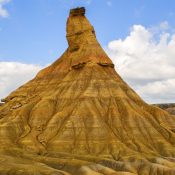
<box><xmin>1</xmin><ymin>7</ymin><xmax>175</xmax><ymax>175</ymax></box>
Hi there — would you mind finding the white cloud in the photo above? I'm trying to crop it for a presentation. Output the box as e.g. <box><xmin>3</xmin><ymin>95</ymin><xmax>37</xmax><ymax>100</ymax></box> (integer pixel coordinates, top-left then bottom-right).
<box><xmin>0</xmin><ymin>62</ymin><xmax>42</xmax><ymax>99</ymax></box>
<box><xmin>137</xmin><ymin>79</ymin><xmax>175</xmax><ymax>103</ymax></box>
<box><xmin>107</xmin><ymin>22</ymin><xmax>175</xmax><ymax>103</ymax></box>
<box><xmin>159</xmin><ymin>21</ymin><xmax>169</xmax><ymax>30</ymax></box>
<box><xmin>0</xmin><ymin>0</ymin><xmax>11</xmax><ymax>18</ymax></box>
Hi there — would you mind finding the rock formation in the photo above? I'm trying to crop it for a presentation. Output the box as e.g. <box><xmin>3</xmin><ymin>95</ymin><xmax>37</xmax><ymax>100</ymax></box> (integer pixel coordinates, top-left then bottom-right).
<box><xmin>1</xmin><ymin>7</ymin><xmax>175</xmax><ymax>175</ymax></box>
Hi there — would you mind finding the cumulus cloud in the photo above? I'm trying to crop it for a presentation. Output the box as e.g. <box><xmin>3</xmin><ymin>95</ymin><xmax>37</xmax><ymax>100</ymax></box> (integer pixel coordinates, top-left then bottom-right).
<box><xmin>0</xmin><ymin>0</ymin><xmax>11</xmax><ymax>18</ymax></box>
<box><xmin>107</xmin><ymin>21</ymin><xmax>175</xmax><ymax>103</ymax></box>
<box><xmin>138</xmin><ymin>79</ymin><xmax>175</xmax><ymax>103</ymax></box>
<box><xmin>0</xmin><ymin>62</ymin><xmax>42</xmax><ymax>99</ymax></box>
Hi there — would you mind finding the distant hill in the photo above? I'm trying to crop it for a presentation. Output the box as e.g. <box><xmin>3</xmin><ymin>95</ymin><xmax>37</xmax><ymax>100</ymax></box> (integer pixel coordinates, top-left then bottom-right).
<box><xmin>154</xmin><ymin>103</ymin><xmax>175</xmax><ymax>115</ymax></box>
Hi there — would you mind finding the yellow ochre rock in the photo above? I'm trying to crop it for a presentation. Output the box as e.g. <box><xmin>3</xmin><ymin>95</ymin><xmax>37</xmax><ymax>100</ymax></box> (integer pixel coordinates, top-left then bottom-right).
<box><xmin>0</xmin><ymin>7</ymin><xmax>175</xmax><ymax>175</ymax></box>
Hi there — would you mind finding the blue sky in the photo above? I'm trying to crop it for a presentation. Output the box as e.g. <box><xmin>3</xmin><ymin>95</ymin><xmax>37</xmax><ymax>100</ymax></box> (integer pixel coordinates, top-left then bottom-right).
<box><xmin>1</xmin><ymin>0</ymin><xmax>175</xmax><ymax>103</ymax></box>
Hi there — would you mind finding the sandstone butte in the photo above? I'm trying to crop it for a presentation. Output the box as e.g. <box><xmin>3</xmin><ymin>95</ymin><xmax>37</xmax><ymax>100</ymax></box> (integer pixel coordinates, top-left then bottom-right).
<box><xmin>1</xmin><ymin>7</ymin><xmax>175</xmax><ymax>175</ymax></box>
